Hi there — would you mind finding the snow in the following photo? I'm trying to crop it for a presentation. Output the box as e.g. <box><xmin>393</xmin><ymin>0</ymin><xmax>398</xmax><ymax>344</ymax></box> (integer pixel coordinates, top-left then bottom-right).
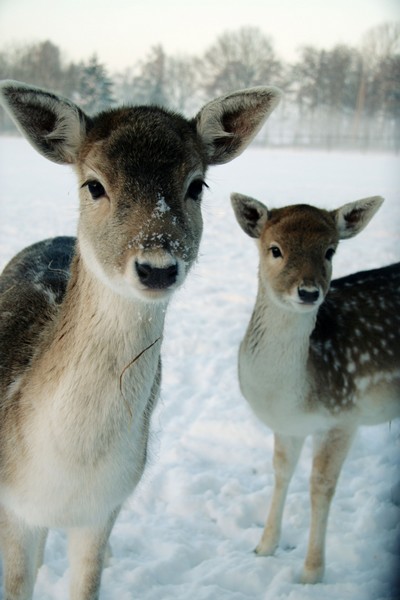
<box><xmin>0</xmin><ymin>137</ymin><xmax>399</xmax><ymax>600</ymax></box>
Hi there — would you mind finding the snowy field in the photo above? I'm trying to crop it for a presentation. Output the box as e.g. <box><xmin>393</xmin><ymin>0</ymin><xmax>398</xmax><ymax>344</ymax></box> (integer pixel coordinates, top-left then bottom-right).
<box><xmin>0</xmin><ymin>136</ymin><xmax>399</xmax><ymax>600</ymax></box>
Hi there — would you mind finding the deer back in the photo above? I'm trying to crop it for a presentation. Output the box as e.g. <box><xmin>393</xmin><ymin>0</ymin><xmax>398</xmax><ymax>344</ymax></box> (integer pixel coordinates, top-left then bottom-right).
<box><xmin>310</xmin><ymin>263</ymin><xmax>400</xmax><ymax>421</ymax></box>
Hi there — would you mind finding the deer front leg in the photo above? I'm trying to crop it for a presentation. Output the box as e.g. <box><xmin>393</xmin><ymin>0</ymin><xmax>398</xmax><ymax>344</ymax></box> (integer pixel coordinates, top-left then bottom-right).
<box><xmin>68</xmin><ymin>507</ymin><xmax>120</xmax><ymax>600</ymax></box>
<box><xmin>0</xmin><ymin>505</ymin><xmax>47</xmax><ymax>600</ymax></box>
<box><xmin>301</xmin><ymin>427</ymin><xmax>355</xmax><ymax>584</ymax></box>
<box><xmin>256</xmin><ymin>434</ymin><xmax>304</xmax><ymax>556</ymax></box>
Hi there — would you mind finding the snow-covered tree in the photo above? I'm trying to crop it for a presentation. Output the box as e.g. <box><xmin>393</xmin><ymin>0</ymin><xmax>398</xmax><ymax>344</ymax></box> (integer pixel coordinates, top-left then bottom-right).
<box><xmin>75</xmin><ymin>55</ymin><xmax>115</xmax><ymax>114</ymax></box>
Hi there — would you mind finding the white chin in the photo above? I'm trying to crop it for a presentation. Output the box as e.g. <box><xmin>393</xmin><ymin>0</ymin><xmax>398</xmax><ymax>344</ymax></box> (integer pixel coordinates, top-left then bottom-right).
<box><xmin>271</xmin><ymin>293</ymin><xmax>319</xmax><ymax>313</ymax></box>
<box><xmin>290</xmin><ymin>300</ymin><xmax>320</xmax><ymax>313</ymax></box>
<box><xmin>133</xmin><ymin>286</ymin><xmax>174</xmax><ymax>303</ymax></box>
<box><xmin>298</xmin><ymin>304</ymin><xmax>318</xmax><ymax>313</ymax></box>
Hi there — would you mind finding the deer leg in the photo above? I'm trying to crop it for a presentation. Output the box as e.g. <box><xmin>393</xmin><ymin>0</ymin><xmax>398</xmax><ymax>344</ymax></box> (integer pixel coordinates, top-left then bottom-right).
<box><xmin>256</xmin><ymin>433</ymin><xmax>304</xmax><ymax>555</ymax></box>
<box><xmin>68</xmin><ymin>507</ymin><xmax>120</xmax><ymax>600</ymax></box>
<box><xmin>301</xmin><ymin>427</ymin><xmax>355</xmax><ymax>584</ymax></box>
<box><xmin>0</xmin><ymin>505</ymin><xmax>46</xmax><ymax>600</ymax></box>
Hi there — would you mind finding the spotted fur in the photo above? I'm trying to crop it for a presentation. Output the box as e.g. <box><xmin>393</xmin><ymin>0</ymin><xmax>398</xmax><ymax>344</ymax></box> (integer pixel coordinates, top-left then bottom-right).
<box><xmin>311</xmin><ymin>264</ymin><xmax>400</xmax><ymax>415</ymax></box>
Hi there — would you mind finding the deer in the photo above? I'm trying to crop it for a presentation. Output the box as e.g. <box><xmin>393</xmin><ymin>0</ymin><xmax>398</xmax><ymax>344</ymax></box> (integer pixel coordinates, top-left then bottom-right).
<box><xmin>230</xmin><ymin>192</ymin><xmax>400</xmax><ymax>584</ymax></box>
<box><xmin>0</xmin><ymin>80</ymin><xmax>281</xmax><ymax>600</ymax></box>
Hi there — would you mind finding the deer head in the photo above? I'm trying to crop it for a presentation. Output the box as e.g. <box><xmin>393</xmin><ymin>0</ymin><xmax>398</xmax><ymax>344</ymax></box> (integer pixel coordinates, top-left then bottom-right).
<box><xmin>0</xmin><ymin>81</ymin><xmax>281</xmax><ymax>303</ymax></box>
<box><xmin>231</xmin><ymin>193</ymin><xmax>383</xmax><ymax>312</ymax></box>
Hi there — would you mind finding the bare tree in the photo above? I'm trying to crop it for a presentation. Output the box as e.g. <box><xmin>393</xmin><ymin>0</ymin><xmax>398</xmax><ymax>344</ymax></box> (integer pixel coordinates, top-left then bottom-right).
<box><xmin>127</xmin><ymin>45</ymin><xmax>169</xmax><ymax>107</ymax></box>
<box><xmin>357</xmin><ymin>22</ymin><xmax>400</xmax><ymax>148</ymax></box>
<box><xmin>114</xmin><ymin>48</ymin><xmax>200</xmax><ymax>113</ymax></box>
<box><xmin>0</xmin><ymin>41</ymin><xmax>77</xmax><ymax>131</ymax></box>
<box><xmin>0</xmin><ymin>41</ymin><xmax>62</xmax><ymax>91</ymax></box>
<box><xmin>201</xmin><ymin>27</ymin><xmax>282</xmax><ymax>98</ymax></box>
<box><xmin>362</xmin><ymin>21</ymin><xmax>400</xmax><ymax>68</ymax></box>
<box><xmin>164</xmin><ymin>55</ymin><xmax>201</xmax><ymax>114</ymax></box>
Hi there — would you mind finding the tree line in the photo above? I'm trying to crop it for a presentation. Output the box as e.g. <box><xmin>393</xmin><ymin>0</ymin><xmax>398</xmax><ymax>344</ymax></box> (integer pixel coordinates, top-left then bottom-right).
<box><xmin>0</xmin><ymin>22</ymin><xmax>399</xmax><ymax>151</ymax></box>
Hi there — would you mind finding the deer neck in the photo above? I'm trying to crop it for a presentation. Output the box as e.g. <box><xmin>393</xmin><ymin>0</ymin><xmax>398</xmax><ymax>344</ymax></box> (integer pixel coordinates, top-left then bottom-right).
<box><xmin>244</xmin><ymin>280</ymin><xmax>316</xmax><ymax>356</ymax></box>
<box><xmin>239</xmin><ymin>279</ymin><xmax>317</xmax><ymax>400</ymax></box>
<box><xmin>28</xmin><ymin>250</ymin><xmax>166</xmax><ymax>454</ymax></box>
<box><xmin>237</xmin><ymin>278</ymin><xmax>321</xmax><ymax>435</ymax></box>
<box><xmin>51</xmin><ymin>251</ymin><xmax>165</xmax><ymax>360</ymax></box>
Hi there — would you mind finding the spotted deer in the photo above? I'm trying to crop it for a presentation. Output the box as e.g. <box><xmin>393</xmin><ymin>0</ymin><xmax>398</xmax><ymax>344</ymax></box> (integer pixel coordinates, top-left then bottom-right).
<box><xmin>0</xmin><ymin>81</ymin><xmax>281</xmax><ymax>600</ymax></box>
<box><xmin>231</xmin><ymin>192</ymin><xmax>400</xmax><ymax>584</ymax></box>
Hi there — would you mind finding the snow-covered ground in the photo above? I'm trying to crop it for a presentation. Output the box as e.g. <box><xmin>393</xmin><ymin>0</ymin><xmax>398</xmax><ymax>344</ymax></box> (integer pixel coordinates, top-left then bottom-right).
<box><xmin>0</xmin><ymin>137</ymin><xmax>399</xmax><ymax>600</ymax></box>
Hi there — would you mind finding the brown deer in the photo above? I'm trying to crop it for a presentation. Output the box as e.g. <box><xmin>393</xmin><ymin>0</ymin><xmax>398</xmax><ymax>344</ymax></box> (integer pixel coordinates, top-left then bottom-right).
<box><xmin>0</xmin><ymin>80</ymin><xmax>281</xmax><ymax>600</ymax></box>
<box><xmin>231</xmin><ymin>192</ymin><xmax>400</xmax><ymax>584</ymax></box>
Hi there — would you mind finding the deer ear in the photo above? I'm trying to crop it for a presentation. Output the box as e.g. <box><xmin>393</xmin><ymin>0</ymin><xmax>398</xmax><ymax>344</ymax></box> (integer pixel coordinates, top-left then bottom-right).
<box><xmin>231</xmin><ymin>192</ymin><xmax>269</xmax><ymax>238</ymax></box>
<box><xmin>0</xmin><ymin>80</ymin><xmax>90</xmax><ymax>164</ymax></box>
<box><xmin>195</xmin><ymin>86</ymin><xmax>281</xmax><ymax>165</ymax></box>
<box><xmin>333</xmin><ymin>196</ymin><xmax>384</xmax><ymax>239</ymax></box>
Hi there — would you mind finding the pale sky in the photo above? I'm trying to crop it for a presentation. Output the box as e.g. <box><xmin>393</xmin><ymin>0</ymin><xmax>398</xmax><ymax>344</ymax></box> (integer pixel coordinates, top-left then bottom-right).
<box><xmin>0</xmin><ymin>0</ymin><xmax>399</xmax><ymax>72</ymax></box>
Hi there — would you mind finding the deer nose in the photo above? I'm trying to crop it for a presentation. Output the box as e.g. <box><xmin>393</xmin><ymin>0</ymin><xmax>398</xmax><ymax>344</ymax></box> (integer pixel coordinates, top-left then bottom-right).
<box><xmin>297</xmin><ymin>286</ymin><xmax>320</xmax><ymax>304</ymax></box>
<box><xmin>135</xmin><ymin>261</ymin><xmax>178</xmax><ymax>289</ymax></box>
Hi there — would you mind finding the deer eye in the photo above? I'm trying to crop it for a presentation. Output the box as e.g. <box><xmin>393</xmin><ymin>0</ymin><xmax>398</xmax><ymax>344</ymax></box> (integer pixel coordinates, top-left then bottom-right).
<box><xmin>269</xmin><ymin>245</ymin><xmax>282</xmax><ymax>258</ymax></box>
<box><xmin>83</xmin><ymin>180</ymin><xmax>106</xmax><ymax>200</ymax></box>
<box><xmin>187</xmin><ymin>179</ymin><xmax>207</xmax><ymax>201</ymax></box>
<box><xmin>325</xmin><ymin>248</ymin><xmax>335</xmax><ymax>261</ymax></box>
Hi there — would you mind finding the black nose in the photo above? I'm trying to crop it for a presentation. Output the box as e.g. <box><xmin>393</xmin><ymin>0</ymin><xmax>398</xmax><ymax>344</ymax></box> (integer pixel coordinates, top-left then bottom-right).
<box><xmin>298</xmin><ymin>287</ymin><xmax>320</xmax><ymax>304</ymax></box>
<box><xmin>135</xmin><ymin>262</ymin><xmax>178</xmax><ymax>289</ymax></box>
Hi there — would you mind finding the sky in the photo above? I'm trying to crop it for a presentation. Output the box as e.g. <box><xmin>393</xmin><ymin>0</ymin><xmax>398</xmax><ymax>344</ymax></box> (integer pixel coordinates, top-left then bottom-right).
<box><xmin>0</xmin><ymin>0</ymin><xmax>399</xmax><ymax>72</ymax></box>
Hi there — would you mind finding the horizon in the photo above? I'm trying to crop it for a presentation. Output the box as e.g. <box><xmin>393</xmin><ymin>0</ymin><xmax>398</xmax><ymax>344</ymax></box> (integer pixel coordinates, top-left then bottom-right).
<box><xmin>0</xmin><ymin>0</ymin><xmax>399</xmax><ymax>73</ymax></box>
